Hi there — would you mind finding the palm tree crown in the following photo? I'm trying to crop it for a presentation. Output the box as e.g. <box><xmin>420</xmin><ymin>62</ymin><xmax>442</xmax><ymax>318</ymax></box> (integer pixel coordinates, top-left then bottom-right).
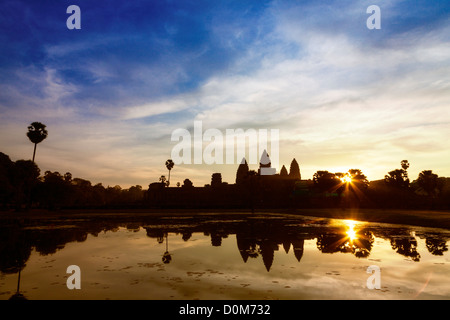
<box><xmin>165</xmin><ymin>159</ymin><xmax>174</xmax><ymax>171</ymax></box>
<box><xmin>27</xmin><ymin>122</ymin><xmax>48</xmax><ymax>144</ymax></box>
<box><xmin>165</xmin><ymin>159</ymin><xmax>174</xmax><ymax>186</ymax></box>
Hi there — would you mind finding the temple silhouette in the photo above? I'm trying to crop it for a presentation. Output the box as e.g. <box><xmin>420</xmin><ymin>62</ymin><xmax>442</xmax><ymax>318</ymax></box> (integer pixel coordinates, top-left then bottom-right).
<box><xmin>147</xmin><ymin>151</ymin><xmax>309</xmax><ymax>209</ymax></box>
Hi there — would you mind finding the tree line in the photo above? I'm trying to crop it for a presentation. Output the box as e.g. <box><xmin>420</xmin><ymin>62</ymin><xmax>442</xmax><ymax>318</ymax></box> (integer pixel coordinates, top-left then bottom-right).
<box><xmin>1</xmin><ymin>151</ymin><xmax>449</xmax><ymax>211</ymax></box>
<box><xmin>0</xmin><ymin>152</ymin><xmax>145</xmax><ymax>210</ymax></box>
<box><xmin>308</xmin><ymin>160</ymin><xmax>449</xmax><ymax>209</ymax></box>
<box><xmin>1</xmin><ymin>121</ymin><xmax>448</xmax><ymax>210</ymax></box>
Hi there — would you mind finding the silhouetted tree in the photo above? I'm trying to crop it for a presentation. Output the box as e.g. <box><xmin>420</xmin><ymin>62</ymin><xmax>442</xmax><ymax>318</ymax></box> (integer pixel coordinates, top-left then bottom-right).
<box><xmin>26</xmin><ymin>122</ymin><xmax>48</xmax><ymax>163</ymax></box>
<box><xmin>348</xmin><ymin>169</ymin><xmax>369</xmax><ymax>189</ymax></box>
<box><xmin>71</xmin><ymin>178</ymin><xmax>93</xmax><ymax>206</ymax></box>
<box><xmin>127</xmin><ymin>185</ymin><xmax>144</xmax><ymax>203</ymax></box>
<box><xmin>0</xmin><ymin>153</ymin><xmax>15</xmax><ymax>208</ymax></box>
<box><xmin>64</xmin><ymin>172</ymin><xmax>72</xmax><ymax>182</ymax></box>
<box><xmin>159</xmin><ymin>175</ymin><xmax>167</xmax><ymax>186</ymax></box>
<box><xmin>334</xmin><ymin>172</ymin><xmax>347</xmax><ymax>195</ymax></box>
<box><xmin>280</xmin><ymin>165</ymin><xmax>288</xmax><ymax>177</ymax></box>
<box><xmin>417</xmin><ymin>170</ymin><xmax>440</xmax><ymax>197</ymax></box>
<box><xmin>165</xmin><ymin>159</ymin><xmax>174</xmax><ymax>187</ymax></box>
<box><xmin>92</xmin><ymin>183</ymin><xmax>107</xmax><ymax>206</ymax></box>
<box><xmin>182</xmin><ymin>179</ymin><xmax>193</xmax><ymax>188</ymax></box>
<box><xmin>401</xmin><ymin>160</ymin><xmax>410</xmax><ymax>181</ymax></box>
<box><xmin>289</xmin><ymin>158</ymin><xmax>301</xmax><ymax>180</ymax></box>
<box><xmin>39</xmin><ymin>171</ymin><xmax>73</xmax><ymax>209</ymax></box>
<box><xmin>385</xmin><ymin>169</ymin><xmax>407</xmax><ymax>188</ymax></box>
<box><xmin>385</xmin><ymin>160</ymin><xmax>410</xmax><ymax>188</ymax></box>
<box><xmin>13</xmin><ymin>160</ymin><xmax>40</xmax><ymax>208</ymax></box>
<box><xmin>106</xmin><ymin>185</ymin><xmax>123</xmax><ymax>205</ymax></box>
<box><xmin>313</xmin><ymin>171</ymin><xmax>339</xmax><ymax>192</ymax></box>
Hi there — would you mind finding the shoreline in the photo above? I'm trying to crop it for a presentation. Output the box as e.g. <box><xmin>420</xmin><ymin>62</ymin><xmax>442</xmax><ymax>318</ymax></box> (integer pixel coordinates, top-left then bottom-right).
<box><xmin>1</xmin><ymin>207</ymin><xmax>450</xmax><ymax>230</ymax></box>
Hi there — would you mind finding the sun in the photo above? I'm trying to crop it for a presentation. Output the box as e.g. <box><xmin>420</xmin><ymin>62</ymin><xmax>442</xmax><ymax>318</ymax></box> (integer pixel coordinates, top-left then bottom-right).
<box><xmin>341</xmin><ymin>175</ymin><xmax>352</xmax><ymax>184</ymax></box>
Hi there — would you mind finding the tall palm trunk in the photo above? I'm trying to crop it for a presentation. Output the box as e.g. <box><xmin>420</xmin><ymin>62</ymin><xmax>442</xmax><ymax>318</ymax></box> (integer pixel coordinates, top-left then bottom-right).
<box><xmin>28</xmin><ymin>143</ymin><xmax>37</xmax><ymax>208</ymax></box>
<box><xmin>32</xmin><ymin>143</ymin><xmax>37</xmax><ymax>162</ymax></box>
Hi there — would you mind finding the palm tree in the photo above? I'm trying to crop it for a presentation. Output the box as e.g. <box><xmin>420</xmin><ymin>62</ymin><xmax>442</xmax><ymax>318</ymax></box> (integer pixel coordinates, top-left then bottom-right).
<box><xmin>165</xmin><ymin>159</ymin><xmax>174</xmax><ymax>186</ymax></box>
<box><xmin>26</xmin><ymin>122</ymin><xmax>48</xmax><ymax>162</ymax></box>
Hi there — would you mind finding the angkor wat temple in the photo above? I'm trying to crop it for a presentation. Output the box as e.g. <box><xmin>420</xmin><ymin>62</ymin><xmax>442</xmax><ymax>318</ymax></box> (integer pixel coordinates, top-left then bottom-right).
<box><xmin>147</xmin><ymin>151</ymin><xmax>310</xmax><ymax>209</ymax></box>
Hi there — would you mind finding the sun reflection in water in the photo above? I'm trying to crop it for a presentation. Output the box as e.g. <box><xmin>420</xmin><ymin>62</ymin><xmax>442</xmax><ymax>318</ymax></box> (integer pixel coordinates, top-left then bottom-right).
<box><xmin>344</xmin><ymin>220</ymin><xmax>357</xmax><ymax>242</ymax></box>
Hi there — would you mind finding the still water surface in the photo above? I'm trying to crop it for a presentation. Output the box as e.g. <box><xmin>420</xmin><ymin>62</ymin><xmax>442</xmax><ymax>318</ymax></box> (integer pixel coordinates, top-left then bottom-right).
<box><xmin>1</xmin><ymin>213</ymin><xmax>449</xmax><ymax>299</ymax></box>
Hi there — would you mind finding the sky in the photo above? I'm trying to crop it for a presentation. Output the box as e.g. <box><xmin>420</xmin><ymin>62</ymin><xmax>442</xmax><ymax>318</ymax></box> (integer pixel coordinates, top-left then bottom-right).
<box><xmin>1</xmin><ymin>0</ymin><xmax>449</xmax><ymax>188</ymax></box>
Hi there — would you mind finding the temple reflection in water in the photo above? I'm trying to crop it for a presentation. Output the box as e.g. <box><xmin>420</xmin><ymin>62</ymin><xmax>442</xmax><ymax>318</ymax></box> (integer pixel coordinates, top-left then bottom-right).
<box><xmin>1</xmin><ymin>214</ymin><xmax>447</xmax><ymax>278</ymax></box>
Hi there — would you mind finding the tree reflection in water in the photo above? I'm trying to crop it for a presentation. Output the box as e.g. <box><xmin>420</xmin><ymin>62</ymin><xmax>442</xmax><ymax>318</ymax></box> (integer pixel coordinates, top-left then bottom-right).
<box><xmin>9</xmin><ymin>270</ymin><xmax>27</xmax><ymax>300</ymax></box>
<box><xmin>316</xmin><ymin>220</ymin><xmax>374</xmax><ymax>258</ymax></box>
<box><xmin>162</xmin><ymin>233</ymin><xmax>172</xmax><ymax>264</ymax></box>
<box><xmin>425</xmin><ymin>237</ymin><xmax>448</xmax><ymax>256</ymax></box>
<box><xmin>0</xmin><ymin>214</ymin><xmax>448</xmax><ymax>294</ymax></box>
<box><xmin>390</xmin><ymin>236</ymin><xmax>421</xmax><ymax>261</ymax></box>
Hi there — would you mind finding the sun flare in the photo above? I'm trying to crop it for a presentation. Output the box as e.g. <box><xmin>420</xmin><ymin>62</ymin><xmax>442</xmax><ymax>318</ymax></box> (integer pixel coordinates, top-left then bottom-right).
<box><xmin>344</xmin><ymin>220</ymin><xmax>357</xmax><ymax>241</ymax></box>
<box><xmin>341</xmin><ymin>175</ymin><xmax>353</xmax><ymax>184</ymax></box>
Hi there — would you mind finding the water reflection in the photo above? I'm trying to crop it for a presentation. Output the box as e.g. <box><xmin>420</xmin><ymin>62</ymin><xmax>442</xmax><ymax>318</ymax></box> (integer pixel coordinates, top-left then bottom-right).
<box><xmin>162</xmin><ymin>233</ymin><xmax>172</xmax><ymax>264</ymax></box>
<box><xmin>1</xmin><ymin>214</ymin><xmax>449</xmax><ymax>290</ymax></box>
<box><xmin>426</xmin><ymin>237</ymin><xmax>448</xmax><ymax>256</ymax></box>
<box><xmin>0</xmin><ymin>216</ymin><xmax>449</xmax><ymax>274</ymax></box>
<box><xmin>8</xmin><ymin>271</ymin><xmax>27</xmax><ymax>300</ymax></box>
<box><xmin>390</xmin><ymin>234</ymin><xmax>420</xmax><ymax>262</ymax></box>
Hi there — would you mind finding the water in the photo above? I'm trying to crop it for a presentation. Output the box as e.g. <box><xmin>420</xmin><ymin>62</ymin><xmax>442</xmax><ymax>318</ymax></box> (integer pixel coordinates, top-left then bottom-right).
<box><xmin>1</xmin><ymin>213</ymin><xmax>449</xmax><ymax>300</ymax></box>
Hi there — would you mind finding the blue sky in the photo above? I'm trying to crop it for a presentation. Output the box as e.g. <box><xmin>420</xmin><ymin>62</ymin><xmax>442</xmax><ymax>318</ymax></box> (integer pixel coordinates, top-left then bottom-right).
<box><xmin>1</xmin><ymin>0</ymin><xmax>450</xmax><ymax>187</ymax></box>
